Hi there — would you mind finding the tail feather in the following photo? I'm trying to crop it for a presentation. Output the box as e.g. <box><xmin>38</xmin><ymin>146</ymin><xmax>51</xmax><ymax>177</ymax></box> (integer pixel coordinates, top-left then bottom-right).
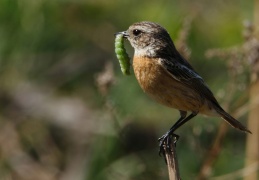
<box><xmin>216</xmin><ymin>108</ymin><xmax>251</xmax><ymax>134</ymax></box>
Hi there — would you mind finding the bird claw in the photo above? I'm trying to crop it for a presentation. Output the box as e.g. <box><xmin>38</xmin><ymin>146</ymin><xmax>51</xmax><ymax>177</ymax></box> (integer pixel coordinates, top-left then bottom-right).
<box><xmin>158</xmin><ymin>133</ymin><xmax>179</xmax><ymax>157</ymax></box>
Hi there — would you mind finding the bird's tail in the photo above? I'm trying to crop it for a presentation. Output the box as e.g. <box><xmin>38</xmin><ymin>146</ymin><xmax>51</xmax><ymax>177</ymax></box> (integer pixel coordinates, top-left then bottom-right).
<box><xmin>215</xmin><ymin>107</ymin><xmax>251</xmax><ymax>134</ymax></box>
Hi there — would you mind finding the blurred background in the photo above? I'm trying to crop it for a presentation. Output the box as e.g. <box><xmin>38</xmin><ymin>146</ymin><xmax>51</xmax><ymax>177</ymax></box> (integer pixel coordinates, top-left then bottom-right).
<box><xmin>0</xmin><ymin>0</ymin><xmax>256</xmax><ymax>179</ymax></box>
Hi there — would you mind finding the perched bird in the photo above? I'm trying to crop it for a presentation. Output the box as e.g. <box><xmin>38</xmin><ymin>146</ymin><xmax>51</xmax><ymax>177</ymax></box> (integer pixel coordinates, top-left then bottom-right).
<box><xmin>116</xmin><ymin>21</ymin><xmax>251</xmax><ymax>153</ymax></box>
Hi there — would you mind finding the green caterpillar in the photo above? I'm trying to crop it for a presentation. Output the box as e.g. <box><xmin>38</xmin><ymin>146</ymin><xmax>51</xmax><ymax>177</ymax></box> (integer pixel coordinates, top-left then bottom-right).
<box><xmin>115</xmin><ymin>34</ymin><xmax>131</xmax><ymax>75</ymax></box>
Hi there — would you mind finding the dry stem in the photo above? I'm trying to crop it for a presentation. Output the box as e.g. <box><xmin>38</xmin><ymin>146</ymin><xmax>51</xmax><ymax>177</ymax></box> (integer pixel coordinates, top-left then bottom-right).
<box><xmin>163</xmin><ymin>141</ymin><xmax>181</xmax><ymax>180</ymax></box>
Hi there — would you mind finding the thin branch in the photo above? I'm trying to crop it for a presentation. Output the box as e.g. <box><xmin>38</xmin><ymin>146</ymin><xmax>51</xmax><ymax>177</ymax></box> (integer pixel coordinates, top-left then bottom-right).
<box><xmin>163</xmin><ymin>141</ymin><xmax>181</xmax><ymax>180</ymax></box>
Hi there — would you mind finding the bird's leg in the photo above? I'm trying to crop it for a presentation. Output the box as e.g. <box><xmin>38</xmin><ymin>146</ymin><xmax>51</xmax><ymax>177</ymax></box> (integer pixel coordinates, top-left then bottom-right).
<box><xmin>158</xmin><ymin>111</ymin><xmax>186</xmax><ymax>145</ymax></box>
<box><xmin>158</xmin><ymin>111</ymin><xmax>198</xmax><ymax>156</ymax></box>
<box><xmin>158</xmin><ymin>111</ymin><xmax>186</xmax><ymax>155</ymax></box>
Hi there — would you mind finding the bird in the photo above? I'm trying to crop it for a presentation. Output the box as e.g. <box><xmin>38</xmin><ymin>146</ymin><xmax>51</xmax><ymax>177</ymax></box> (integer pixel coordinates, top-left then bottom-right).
<box><xmin>116</xmin><ymin>21</ymin><xmax>251</xmax><ymax>154</ymax></box>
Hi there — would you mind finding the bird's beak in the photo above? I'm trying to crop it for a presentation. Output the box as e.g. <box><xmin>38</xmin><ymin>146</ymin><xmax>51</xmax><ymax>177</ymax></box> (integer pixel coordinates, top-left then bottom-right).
<box><xmin>114</xmin><ymin>31</ymin><xmax>129</xmax><ymax>38</ymax></box>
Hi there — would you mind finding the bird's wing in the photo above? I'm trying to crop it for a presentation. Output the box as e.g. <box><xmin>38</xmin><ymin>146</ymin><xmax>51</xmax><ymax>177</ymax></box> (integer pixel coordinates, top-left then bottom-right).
<box><xmin>161</xmin><ymin>58</ymin><xmax>202</xmax><ymax>81</ymax></box>
<box><xmin>160</xmin><ymin>58</ymin><xmax>220</xmax><ymax>106</ymax></box>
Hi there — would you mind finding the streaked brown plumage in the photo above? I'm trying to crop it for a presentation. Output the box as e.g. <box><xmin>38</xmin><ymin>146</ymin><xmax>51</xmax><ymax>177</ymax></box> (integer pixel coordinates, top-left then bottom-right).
<box><xmin>116</xmin><ymin>21</ymin><xmax>251</xmax><ymax>153</ymax></box>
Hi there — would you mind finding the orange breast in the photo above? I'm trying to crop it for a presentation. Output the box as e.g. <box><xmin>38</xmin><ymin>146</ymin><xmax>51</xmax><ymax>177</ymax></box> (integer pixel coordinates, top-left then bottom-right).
<box><xmin>133</xmin><ymin>56</ymin><xmax>204</xmax><ymax>112</ymax></box>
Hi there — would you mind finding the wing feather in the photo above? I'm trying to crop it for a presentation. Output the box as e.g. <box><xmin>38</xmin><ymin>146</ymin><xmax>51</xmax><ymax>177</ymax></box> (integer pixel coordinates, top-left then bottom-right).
<box><xmin>160</xmin><ymin>58</ymin><xmax>220</xmax><ymax>107</ymax></box>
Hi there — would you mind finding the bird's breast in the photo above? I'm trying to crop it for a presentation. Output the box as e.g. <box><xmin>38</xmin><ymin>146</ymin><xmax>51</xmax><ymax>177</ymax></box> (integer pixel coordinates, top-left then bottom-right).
<box><xmin>132</xmin><ymin>55</ymin><xmax>203</xmax><ymax>112</ymax></box>
<box><xmin>133</xmin><ymin>56</ymin><xmax>161</xmax><ymax>92</ymax></box>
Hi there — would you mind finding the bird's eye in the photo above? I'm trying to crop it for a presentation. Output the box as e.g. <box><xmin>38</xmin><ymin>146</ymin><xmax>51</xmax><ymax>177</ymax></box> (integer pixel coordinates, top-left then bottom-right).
<box><xmin>133</xmin><ymin>29</ymin><xmax>141</xmax><ymax>36</ymax></box>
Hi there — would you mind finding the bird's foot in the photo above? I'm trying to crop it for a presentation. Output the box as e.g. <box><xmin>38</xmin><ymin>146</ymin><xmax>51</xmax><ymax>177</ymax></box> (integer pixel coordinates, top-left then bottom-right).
<box><xmin>158</xmin><ymin>132</ymin><xmax>179</xmax><ymax>157</ymax></box>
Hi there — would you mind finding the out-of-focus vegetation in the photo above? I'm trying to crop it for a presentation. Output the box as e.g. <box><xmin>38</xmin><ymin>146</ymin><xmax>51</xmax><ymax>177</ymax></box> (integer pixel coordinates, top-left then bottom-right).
<box><xmin>0</xmin><ymin>0</ymin><xmax>254</xmax><ymax>179</ymax></box>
